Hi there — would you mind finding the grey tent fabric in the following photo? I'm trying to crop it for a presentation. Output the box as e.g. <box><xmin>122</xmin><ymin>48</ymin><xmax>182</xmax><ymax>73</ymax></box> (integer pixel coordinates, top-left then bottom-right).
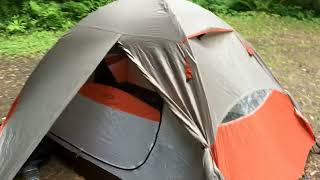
<box><xmin>78</xmin><ymin>0</ymin><xmax>184</xmax><ymax>41</ymax></box>
<box><xmin>166</xmin><ymin>0</ymin><xmax>282</xmax><ymax>125</ymax></box>
<box><xmin>51</xmin><ymin>94</ymin><xmax>160</xmax><ymax>169</ymax></box>
<box><xmin>48</xmin><ymin>104</ymin><xmax>206</xmax><ymax>180</ymax></box>
<box><xmin>0</xmin><ymin>27</ymin><xmax>120</xmax><ymax>180</ymax></box>
<box><xmin>166</xmin><ymin>0</ymin><xmax>232</xmax><ymax>36</ymax></box>
<box><xmin>187</xmin><ymin>32</ymin><xmax>281</xmax><ymax>124</ymax></box>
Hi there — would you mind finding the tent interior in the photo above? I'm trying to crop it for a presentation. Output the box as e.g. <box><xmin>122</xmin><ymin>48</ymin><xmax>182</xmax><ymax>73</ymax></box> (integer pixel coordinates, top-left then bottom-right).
<box><xmin>16</xmin><ymin>44</ymin><xmax>164</xmax><ymax>179</ymax></box>
<box><xmin>86</xmin><ymin>44</ymin><xmax>163</xmax><ymax>112</ymax></box>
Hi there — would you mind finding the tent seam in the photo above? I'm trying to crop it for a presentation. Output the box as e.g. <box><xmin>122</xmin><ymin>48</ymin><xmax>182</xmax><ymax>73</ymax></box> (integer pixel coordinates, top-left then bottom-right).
<box><xmin>77</xmin><ymin>25</ymin><xmax>181</xmax><ymax>43</ymax></box>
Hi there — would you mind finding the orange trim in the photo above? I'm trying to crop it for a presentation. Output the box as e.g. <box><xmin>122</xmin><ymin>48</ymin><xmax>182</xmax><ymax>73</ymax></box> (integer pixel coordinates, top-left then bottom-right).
<box><xmin>79</xmin><ymin>83</ymin><xmax>160</xmax><ymax>122</ymax></box>
<box><xmin>0</xmin><ymin>96</ymin><xmax>20</xmax><ymax>134</ymax></box>
<box><xmin>240</xmin><ymin>40</ymin><xmax>255</xmax><ymax>56</ymax></box>
<box><xmin>212</xmin><ymin>90</ymin><xmax>315</xmax><ymax>180</ymax></box>
<box><xmin>184</xmin><ymin>58</ymin><xmax>193</xmax><ymax>81</ymax></box>
<box><xmin>182</xmin><ymin>28</ymin><xmax>233</xmax><ymax>43</ymax></box>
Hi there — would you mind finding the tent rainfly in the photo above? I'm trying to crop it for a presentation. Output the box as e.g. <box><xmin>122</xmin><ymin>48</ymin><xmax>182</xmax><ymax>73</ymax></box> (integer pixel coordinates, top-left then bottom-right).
<box><xmin>0</xmin><ymin>0</ymin><xmax>316</xmax><ymax>179</ymax></box>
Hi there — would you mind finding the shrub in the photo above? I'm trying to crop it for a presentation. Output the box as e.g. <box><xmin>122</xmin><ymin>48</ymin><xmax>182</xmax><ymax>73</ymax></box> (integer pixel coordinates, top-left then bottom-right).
<box><xmin>0</xmin><ymin>0</ymin><xmax>114</xmax><ymax>34</ymax></box>
<box><xmin>0</xmin><ymin>0</ymin><xmax>318</xmax><ymax>35</ymax></box>
<box><xmin>6</xmin><ymin>15</ymin><xmax>28</xmax><ymax>34</ymax></box>
<box><xmin>191</xmin><ymin>0</ymin><xmax>319</xmax><ymax>19</ymax></box>
<box><xmin>28</xmin><ymin>1</ymin><xmax>73</xmax><ymax>30</ymax></box>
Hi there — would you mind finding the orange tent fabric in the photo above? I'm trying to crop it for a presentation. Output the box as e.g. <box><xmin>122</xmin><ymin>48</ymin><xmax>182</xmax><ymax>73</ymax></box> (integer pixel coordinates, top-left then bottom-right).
<box><xmin>79</xmin><ymin>83</ymin><xmax>160</xmax><ymax>122</ymax></box>
<box><xmin>182</xmin><ymin>27</ymin><xmax>233</xmax><ymax>43</ymax></box>
<box><xmin>212</xmin><ymin>90</ymin><xmax>315</xmax><ymax>180</ymax></box>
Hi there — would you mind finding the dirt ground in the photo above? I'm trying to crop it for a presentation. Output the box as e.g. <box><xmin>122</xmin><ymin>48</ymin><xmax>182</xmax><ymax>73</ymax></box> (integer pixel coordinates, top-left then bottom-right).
<box><xmin>1</xmin><ymin>21</ymin><xmax>320</xmax><ymax>180</ymax></box>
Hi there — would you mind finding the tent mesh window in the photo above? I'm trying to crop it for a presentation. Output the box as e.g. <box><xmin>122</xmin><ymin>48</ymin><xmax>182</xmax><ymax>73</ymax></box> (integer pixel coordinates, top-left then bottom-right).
<box><xmin>223</xmin><ymin>89</ymin><xmax>271</xmax><ymax>123</ymax></box>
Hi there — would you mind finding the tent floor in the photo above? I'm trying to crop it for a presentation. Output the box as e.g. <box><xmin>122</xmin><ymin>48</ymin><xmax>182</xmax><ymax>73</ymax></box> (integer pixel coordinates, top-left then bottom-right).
<box><xmin>15</xmin><ymin>136</ymin><xmax>121</xmax><ymax>180</ymax></box>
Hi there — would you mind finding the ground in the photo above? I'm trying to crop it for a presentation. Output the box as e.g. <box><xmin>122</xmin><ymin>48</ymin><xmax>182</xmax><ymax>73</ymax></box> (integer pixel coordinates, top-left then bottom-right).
<box><xmin>0</xmin><ymin>12</ymin><xmax>319</xmax><ymax>179</ymax></box>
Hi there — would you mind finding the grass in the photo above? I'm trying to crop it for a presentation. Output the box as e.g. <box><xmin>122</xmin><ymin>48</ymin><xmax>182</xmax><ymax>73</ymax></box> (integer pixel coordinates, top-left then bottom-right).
<box><xmin>221</xmin><ymin>12</ymin><xmax>320</xmax><ymax>69</ymax></box>
<box><xmin>221</xmin><ymin>12</ymin><xmax>320</xmax><ymax>38</ymax></box>
<box><xmin>0</xmin><ymin>31</ymin><xmax>65</xmax><ymax>58</ymax></box>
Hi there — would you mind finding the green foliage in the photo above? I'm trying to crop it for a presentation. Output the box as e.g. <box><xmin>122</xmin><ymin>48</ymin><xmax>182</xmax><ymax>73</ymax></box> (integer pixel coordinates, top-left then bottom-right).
<box><xmin>192</xmin><ymin>0</ymin><xmax>319</xmax><ymax>19</ymax></box>
<box><xmin>0</xmin><ymin>0</ymin><xmax>24</xmax><ymax>22</ymax></box>
<box><xmin>28</xmin><ymin>1</ymin><xmax>73</xmax><ymax>30</ymax></box>
<box><xmin>0</xmin><ymin>0</ymin><xmax>318</xmax><ymax>35</ymax></box>
<box><xmin>0</xmin><ymin>0</ymin><xmax>114</xmax><ymax>34</ymax></box>
<box><xmin>61</xmin><ymin>0</ymin><xmax>113</xmax><ymax>20</ymax></box>
<box><xmin>6</xmin><ymin>16</ymin><xmax>28</xmax><ymax>34</ymax></box>
<box><xmin>62</xmin><ymin>1</ymin><xmax>92</xmax><ymax>20</ymax></box>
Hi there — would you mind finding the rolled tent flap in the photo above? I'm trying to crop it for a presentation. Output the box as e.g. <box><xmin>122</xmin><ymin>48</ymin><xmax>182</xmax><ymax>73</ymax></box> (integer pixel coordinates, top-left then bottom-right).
<box><xmin>120</xmin><ymin>35</ymin><xmax>223</xmax><ymax>180</ymax></box>
<box><xmin>0</xmin><ymin>26</ymin><xmax>120</xmax><ymax>180</ymax></box>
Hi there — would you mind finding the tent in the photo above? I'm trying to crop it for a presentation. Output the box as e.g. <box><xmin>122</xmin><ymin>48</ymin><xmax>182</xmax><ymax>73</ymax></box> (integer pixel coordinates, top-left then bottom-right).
<box><xmin>0</xmin><ymin>0</ymin><xmax>316</xmax><ymax>179</ymax></box>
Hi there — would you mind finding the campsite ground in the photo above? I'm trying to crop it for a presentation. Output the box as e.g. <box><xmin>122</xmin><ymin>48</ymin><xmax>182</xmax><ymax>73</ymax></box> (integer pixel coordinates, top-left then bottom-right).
<box><xmin>0</xmin><ymin>12</ymin><xmax>320</xmax><ymax>179</ymax></box>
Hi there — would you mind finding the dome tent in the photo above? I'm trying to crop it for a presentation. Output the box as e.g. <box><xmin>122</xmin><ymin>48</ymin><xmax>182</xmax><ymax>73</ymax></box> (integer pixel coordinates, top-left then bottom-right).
<box><xmin>0</xmin><ymin>0</ymin><xmax>315</xmax><ymax>179</ymax></box>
